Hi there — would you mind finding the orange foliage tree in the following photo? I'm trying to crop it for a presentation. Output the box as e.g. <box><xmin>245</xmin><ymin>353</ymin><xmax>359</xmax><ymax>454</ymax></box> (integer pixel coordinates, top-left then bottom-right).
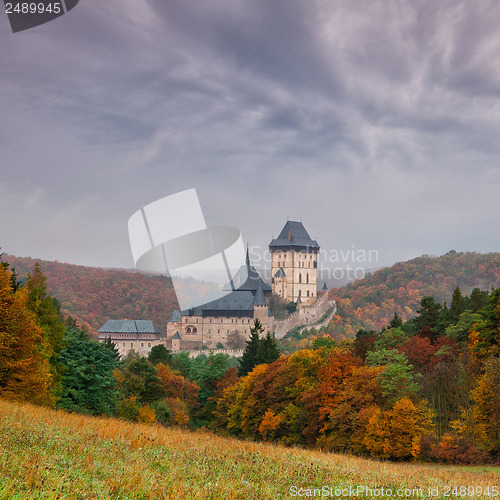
<box><xmin>0</xmin><ymin>265</ymin><xmax>54</xmax><ymax>405</ymax></box>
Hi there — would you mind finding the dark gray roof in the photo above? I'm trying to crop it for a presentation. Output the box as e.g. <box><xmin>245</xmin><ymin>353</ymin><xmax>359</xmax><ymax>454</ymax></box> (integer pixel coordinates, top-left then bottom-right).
<box><xmin>223</xmin><ymin>252</ymin><xmax>271</xmax><ymax>293</ymax></box>
<box><xmin>269</xmin><ymin>221</ymin><xmax>319</xmax><ymax>250</ymax></box>
<box><xmin>172</xmin><ymin>331</ymin><xmax>181</xmax><ymax>339</ymax></box>
<box><xmin>296</xmin><ymin>294</ymin><xmax>302</xmax><ymax>304</ymax></box>
<box><xmin>254</xmin><ymin>281</ymin><xmax>267</xmax><ymax>307</ymax></box>
<box><xmin>274</xmin><ymin>267</ymin><xmax>286</xmax><ymax>277</ymax></box>
<box><xmin>98</xmin><ymin>319</ymin><xmax>160</xmax><ymax>334</ymax></box>
<box><xmin>182</xmin><ymin>289</ymin><xmax>255</xmax><ymax>316</ymax></box>
<box><xmin>170</xmin><ymin>310</ymin><xmax>182</xmax><ymax>322</ymax></box>
<box><xmin>322</xmin><ymin>282</ymin><xmax>328</xmax><ymax>291</ymax></box>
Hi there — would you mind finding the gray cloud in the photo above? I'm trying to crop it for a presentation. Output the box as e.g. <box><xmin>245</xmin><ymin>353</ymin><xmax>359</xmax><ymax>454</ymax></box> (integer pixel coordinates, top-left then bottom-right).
<box><xmin>0</xmin><ymin>0</ymin><xmax>499</xmax><ymax>270</ymax></box>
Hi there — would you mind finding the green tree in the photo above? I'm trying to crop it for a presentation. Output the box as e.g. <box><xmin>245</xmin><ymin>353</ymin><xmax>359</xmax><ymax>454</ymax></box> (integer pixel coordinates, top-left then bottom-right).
<box><xmin>389</xmin><ymin>312</ymin><xmax>403</xmax><ymax>329</ymax></box>
<box><xmin>375</xmin><ymin>327</ymin><xmax>409</xmax><ymax>351</ymax></box>
<box><xmin>238</xmin><ymin>319</ymin><xmax>264</xmax><ymax>377</ymax></box>
<box><xmin>103</xmin><ymin>336</ymin><xmax>121</xmax><ymax>362</ymax></box>
<box><xmin>449</xmin><ymin>287</ymin><xmax>466</xmax><ymax>323</ymax></box>
<box><xmin>119</xmin><ymin>358</ymin><xmax>163</xmax><ymax>405</ymax></box>
<box><xmin>445</xmin><ymin>311</ymin><xmax>482</xmax><ymax>345</ymax></box>
<box><xmin>465</xmin><ymin>288</ymin><xmax>490</xmax><ymax>313</ymax></box>
<box><xmin>26</xmin><ymin>262</ymin><xmax>65</xmax><ymax>398</ymax></box>
<box><xmin>366</xmin><ymin>349</ymin><xmax>420</xmax><ymax>401</ymax></box>
<box><xmin>57</xmin><ymin>325</ymin><xmax>119</xmax><ymax>415</ymax></box>
<box><xmin>258</xmin><ymin>331</ymin><xmax>281</xmax><ymax>364</ymax></box>
<box><xmin>415</xmin><ymin>296</ymin><xmax>443</xmax><ymax>337</ymax></box>
<box><xmin>148</xmin><ymin>344</ymin><xmax>172</xmax><ymax>366</ymax></box>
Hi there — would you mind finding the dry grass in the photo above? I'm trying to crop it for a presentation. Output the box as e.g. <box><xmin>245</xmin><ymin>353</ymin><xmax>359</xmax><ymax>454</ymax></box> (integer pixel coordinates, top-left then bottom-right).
<box><xmin>0</xmin><ymin>398</ymin><xmax>498</xmax><ymax>499</ymax></box>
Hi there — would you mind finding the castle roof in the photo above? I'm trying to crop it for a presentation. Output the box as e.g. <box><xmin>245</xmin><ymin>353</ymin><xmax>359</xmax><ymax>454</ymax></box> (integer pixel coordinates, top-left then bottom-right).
<box><xmin>296</xmin><ymin>294</ymin><xmax>302</xmax><ymax>304</ymax></box>
<box><xmin>172</xmin><ymin>331</ymin><xmax>181</xmax><ymax>340</ymax></box>
<box><xmin>322</xmin><ymin>282</ymin><xmax>328</xmax><ymax>291</ymax></box>
<box><xmin>253</xmin><ymin>281</ymin><xmax>267</xmax><ymax>307</ymax></box>
<box><xmin>182</xmin><ymin>289</ymin><xmax>256</xmax><ymax>317</ymax></box>
<box><xmin>170</xmin><ymin>310</ymin><xmax>182</xmax><ymax>322</ymax></box>
<box><xmin>269</xmin><ymin>220</ymin><xmax>319</xmax><ymax>251</ymax></box>
<box><xmin>274</xmin><ymin>267</ymin><xmax>286</xmax><ymax>277</ymax></box>
<box><xmin>98</xmin><ymin>319</ymin><xmax>160</xmax><ymax>334</ymax></box>
<box><xmin>223</xmin><ymin>247</ymin><xmax>271</xmax><ymax>293</ymax></box>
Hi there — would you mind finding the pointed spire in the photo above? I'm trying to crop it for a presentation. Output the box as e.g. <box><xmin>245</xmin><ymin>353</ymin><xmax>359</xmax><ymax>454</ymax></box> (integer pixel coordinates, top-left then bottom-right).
<box><xmin>246</xmin><ymin>243</ymin><xmax>250</xmax><ymax>267</ymax></box>
<box><xmin>254</xmin><ymin>281</ymin><xmax>267</xmax><ymax>307</ymax></box>
<box><xmin>296</xmin><ymin>294</ymin><xmax>302</xmax><ymax>304</ymax></box>
<box><xmin>322</xmin><ymin>282</ymin><xmax>328</xmax><ymax>291</ymax></box>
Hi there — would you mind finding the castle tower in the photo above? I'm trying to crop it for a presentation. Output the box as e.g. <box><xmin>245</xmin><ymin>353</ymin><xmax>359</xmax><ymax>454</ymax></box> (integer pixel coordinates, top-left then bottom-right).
<box><xmin>269</xmin><ymin>220</ymin><xmax>320</xmax><ymax>306</ymax></box>
<box><xmin>253</xmin><ymin>281</ymin><xmax>268</xmax><ymax>322</ymax></box>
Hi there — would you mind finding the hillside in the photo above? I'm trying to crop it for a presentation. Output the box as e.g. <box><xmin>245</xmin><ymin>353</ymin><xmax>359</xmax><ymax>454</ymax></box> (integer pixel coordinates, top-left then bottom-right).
<box><xmin>1</xmin><ymin>399</ymin><xmax>497</xmax><ymax>499</ymax></box>
<box><xmin>326</xmin><ymin>251</ymin><xmax>500</xmax><ymax>338</ymax></box>
<box><xmin>4</xmin><ymin>255</ymin><xmax>179</xmax><ymax>334</ymax></box>
<box><xmin>4</xmin><ymin>251</ymin><xmax>500</xmax><ymax>339</ymax></box>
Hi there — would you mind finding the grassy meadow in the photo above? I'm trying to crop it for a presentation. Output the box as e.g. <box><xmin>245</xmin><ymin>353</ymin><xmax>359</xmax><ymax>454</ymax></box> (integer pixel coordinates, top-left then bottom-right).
<box><xmin>0</xmin><ymin>399</ymin><xmax>498</xmax><ymax>499</ymax></box>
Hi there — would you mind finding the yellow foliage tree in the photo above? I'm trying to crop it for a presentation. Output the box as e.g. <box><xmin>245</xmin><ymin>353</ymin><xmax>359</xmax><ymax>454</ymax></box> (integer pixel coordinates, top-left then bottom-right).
<box><xmin>259</xmin><ymin>409</ymin><xmax>282</xmax><ymax>441</ymax></box>
<box><xmin>363</xmin><ymin>397</ymin><xmax>434</xmax><ymax>459</ymax></box>
<box><xmin>137</xmin><ymin>405</ymin><xmax>156</xmax><ymax>425</ymax></box>
<box><xmin>471</xmin><ymin>358</ymin><xmax>500</xmax><ymax>453</ymax></box>
<box><xmin>0</xmin><ymin>267</ymin><xmax>53</xmax><ymax>405</ymax></box>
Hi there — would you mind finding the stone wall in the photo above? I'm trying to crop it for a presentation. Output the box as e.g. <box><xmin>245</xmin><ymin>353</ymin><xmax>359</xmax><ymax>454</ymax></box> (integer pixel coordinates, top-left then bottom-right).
<box><xmin>273</xmin><ymin>292</ymin><xmax>333</xmax><ymax>339</ymax></box>
<box><xmin>170</xmin><ymin>348</ymin><xmax>244</xmax><ymax>359</ymax></box>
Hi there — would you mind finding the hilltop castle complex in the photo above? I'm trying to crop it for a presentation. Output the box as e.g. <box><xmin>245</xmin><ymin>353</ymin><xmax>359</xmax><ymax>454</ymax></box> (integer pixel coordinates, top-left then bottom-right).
<box><xmin>99</xmin><ymin>220</ymin><xmax>331</xmax><ymax>356</ymax></box>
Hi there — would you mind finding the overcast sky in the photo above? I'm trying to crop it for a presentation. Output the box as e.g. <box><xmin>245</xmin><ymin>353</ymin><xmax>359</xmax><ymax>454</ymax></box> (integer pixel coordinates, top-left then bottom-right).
<box><xmin>1</xmin><ymin>0</ymin><xmax>500</xmax><ymax>274</ymax></box>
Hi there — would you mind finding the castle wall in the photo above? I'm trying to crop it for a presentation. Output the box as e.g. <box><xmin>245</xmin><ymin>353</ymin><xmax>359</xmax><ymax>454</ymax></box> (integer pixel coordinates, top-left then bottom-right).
<box><xmin>173</xmin><ymin>311</ymin><xmax>274</xmax><ymax>349</ymax></box>
<box><xmin>98</xmin><ymin>334</ymin><xmax>164</xmax><ymax>358</ymax></box>
<box><xmin>273</xmin><ymin>291</ymin><xmax>332</xmax><ymax>339</ymax></box>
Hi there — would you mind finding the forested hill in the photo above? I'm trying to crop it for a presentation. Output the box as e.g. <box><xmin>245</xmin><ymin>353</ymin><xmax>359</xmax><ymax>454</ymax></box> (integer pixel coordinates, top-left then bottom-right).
<box><xmin>327</xmin><ymin>251</ymin><xmax>500</xmax><ymax>338</ymax></box>
<box><xmin>5</xmin><ymin>251</ymin><xmax>500</xmax><ymax>339</ymax></box>
<box><xmin>4</xmin><ymin>255</ymin><xmax>178</xmax><ymax>335</ymax></box>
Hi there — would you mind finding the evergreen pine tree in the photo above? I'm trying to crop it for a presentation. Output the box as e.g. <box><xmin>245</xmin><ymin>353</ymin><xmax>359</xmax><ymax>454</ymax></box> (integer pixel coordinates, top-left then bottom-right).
<box><xmin>449</xmin><ymin>287</ymin><xmax>465</xmax><ymax>323</ymax></box>
<box><xmin>389</xmin><ymin>312</ymin><xmax>403</xmax><ymax>329</ymax></box>
<box><xmin>104</xmin><ymin>336</ymin><xmax>121</xmax><ymax>362</ymax></box>
<box><xmin>238</xmin><ymin>319</ymin><xmax>264</xmax><ymax>377</ymax></box>
<box><xmin>58</xmin><ymin>325</ymin><xmax>120</xmax><ymax>415</ymax></box>
<box><xmin>258</xmin><ymin>331</ymin><xmax>280</xmax><ymax>364</ymax></box>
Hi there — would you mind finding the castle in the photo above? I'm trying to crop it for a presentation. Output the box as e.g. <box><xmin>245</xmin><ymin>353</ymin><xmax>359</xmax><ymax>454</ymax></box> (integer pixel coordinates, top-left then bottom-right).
<box><xmin>99</xmin><ymin>220</ymin><xmax>327</xmax><ymax>356</ymax></box>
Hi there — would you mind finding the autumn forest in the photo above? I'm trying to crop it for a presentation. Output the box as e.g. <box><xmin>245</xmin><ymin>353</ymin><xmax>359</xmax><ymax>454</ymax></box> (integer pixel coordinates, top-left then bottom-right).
<box><xmin>0</xmin><ymin>251</ymin><xmax>499</xmax><ymax>467</ymax></box>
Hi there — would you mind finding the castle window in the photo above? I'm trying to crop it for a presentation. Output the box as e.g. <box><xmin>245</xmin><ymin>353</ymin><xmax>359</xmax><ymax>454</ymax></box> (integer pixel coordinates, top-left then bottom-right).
<box><xmin>307</xmin><ymin>291</ymin><xmax>310</xmax><ymax>297</ymax></box>
<box><xmin>218</xmin><ymin>329</ymin><xmax>220</xmax><ymax>334</ymax></box>
<box><xmin>208</xmin><ymin>329</ymin><xmax>211</xmax><ymax>334</ymax></box>
<box><xmin>186</xmin><ymin>327</ymin><xmax>191</xmax><ymax>333</ymax></box>
<box><xmin>193</xmin><ymin>327</ymin><xmax>197</xmax><ymax>334</ymax></box>
<box><xmin>299</xmin><ymin>273</ymin><xmax>302</xmax><ymax>283</ymax></box>
<box><xmin>196</xmin><ymin>318</ymin><xmax>198</xmax><ymax>323</ymax></box>
<box><xmin>307</xmin><ymin>273</ymin><xmax>309</xmax><ymax>284</ymax></box>
<box><xmin>209</xmin><ymin>318</ymin><xmax>212</xmax><ymax>323</ymax></box>
<box><xmin>148</xmin><ymin>343</ymin><xmax>151</xmax><ymax>347</ymax></box>
<box><xmin>227</xmin><ymin>329</ymin><xmax>229</xmax><ymax>333</ymax></box>
<box><xmin>131</xmin><ymin>343</ymin><xmax>134</xmax><ymax>348</ymax></box>
<box><xmin>141</xmin><ymin>343</ymin><xmax>144</xmax><ymax>347</ymax></box>
<box><xmin>314</xmin><ymin>261</ymin><xmax>317</xmax><ymax>268</ymax></box>
<box><xmin>221</xmin><ymin>319</ymin><xmax>223</xmax><ymax>323</ymax></box>
<box><xmin>123</xmin><ymin>342</ymin><xmax>125</xmax><ymax>347</ymax></box>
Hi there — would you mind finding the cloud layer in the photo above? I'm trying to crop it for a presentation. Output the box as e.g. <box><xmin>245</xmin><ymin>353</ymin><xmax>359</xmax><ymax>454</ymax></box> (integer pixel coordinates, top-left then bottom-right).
<box><xmin>1</xmin><ymin>0</ymin><xmax>500</xmax><ymax>269</ymax></box>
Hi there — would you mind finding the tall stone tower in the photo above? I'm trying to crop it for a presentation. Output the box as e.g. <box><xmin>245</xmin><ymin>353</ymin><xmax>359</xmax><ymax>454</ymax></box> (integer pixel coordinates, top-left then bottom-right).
<box><xmin>269</xmin><ymin>220</ymin><xmax>320</xmax><ymax>306</ymax></box>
